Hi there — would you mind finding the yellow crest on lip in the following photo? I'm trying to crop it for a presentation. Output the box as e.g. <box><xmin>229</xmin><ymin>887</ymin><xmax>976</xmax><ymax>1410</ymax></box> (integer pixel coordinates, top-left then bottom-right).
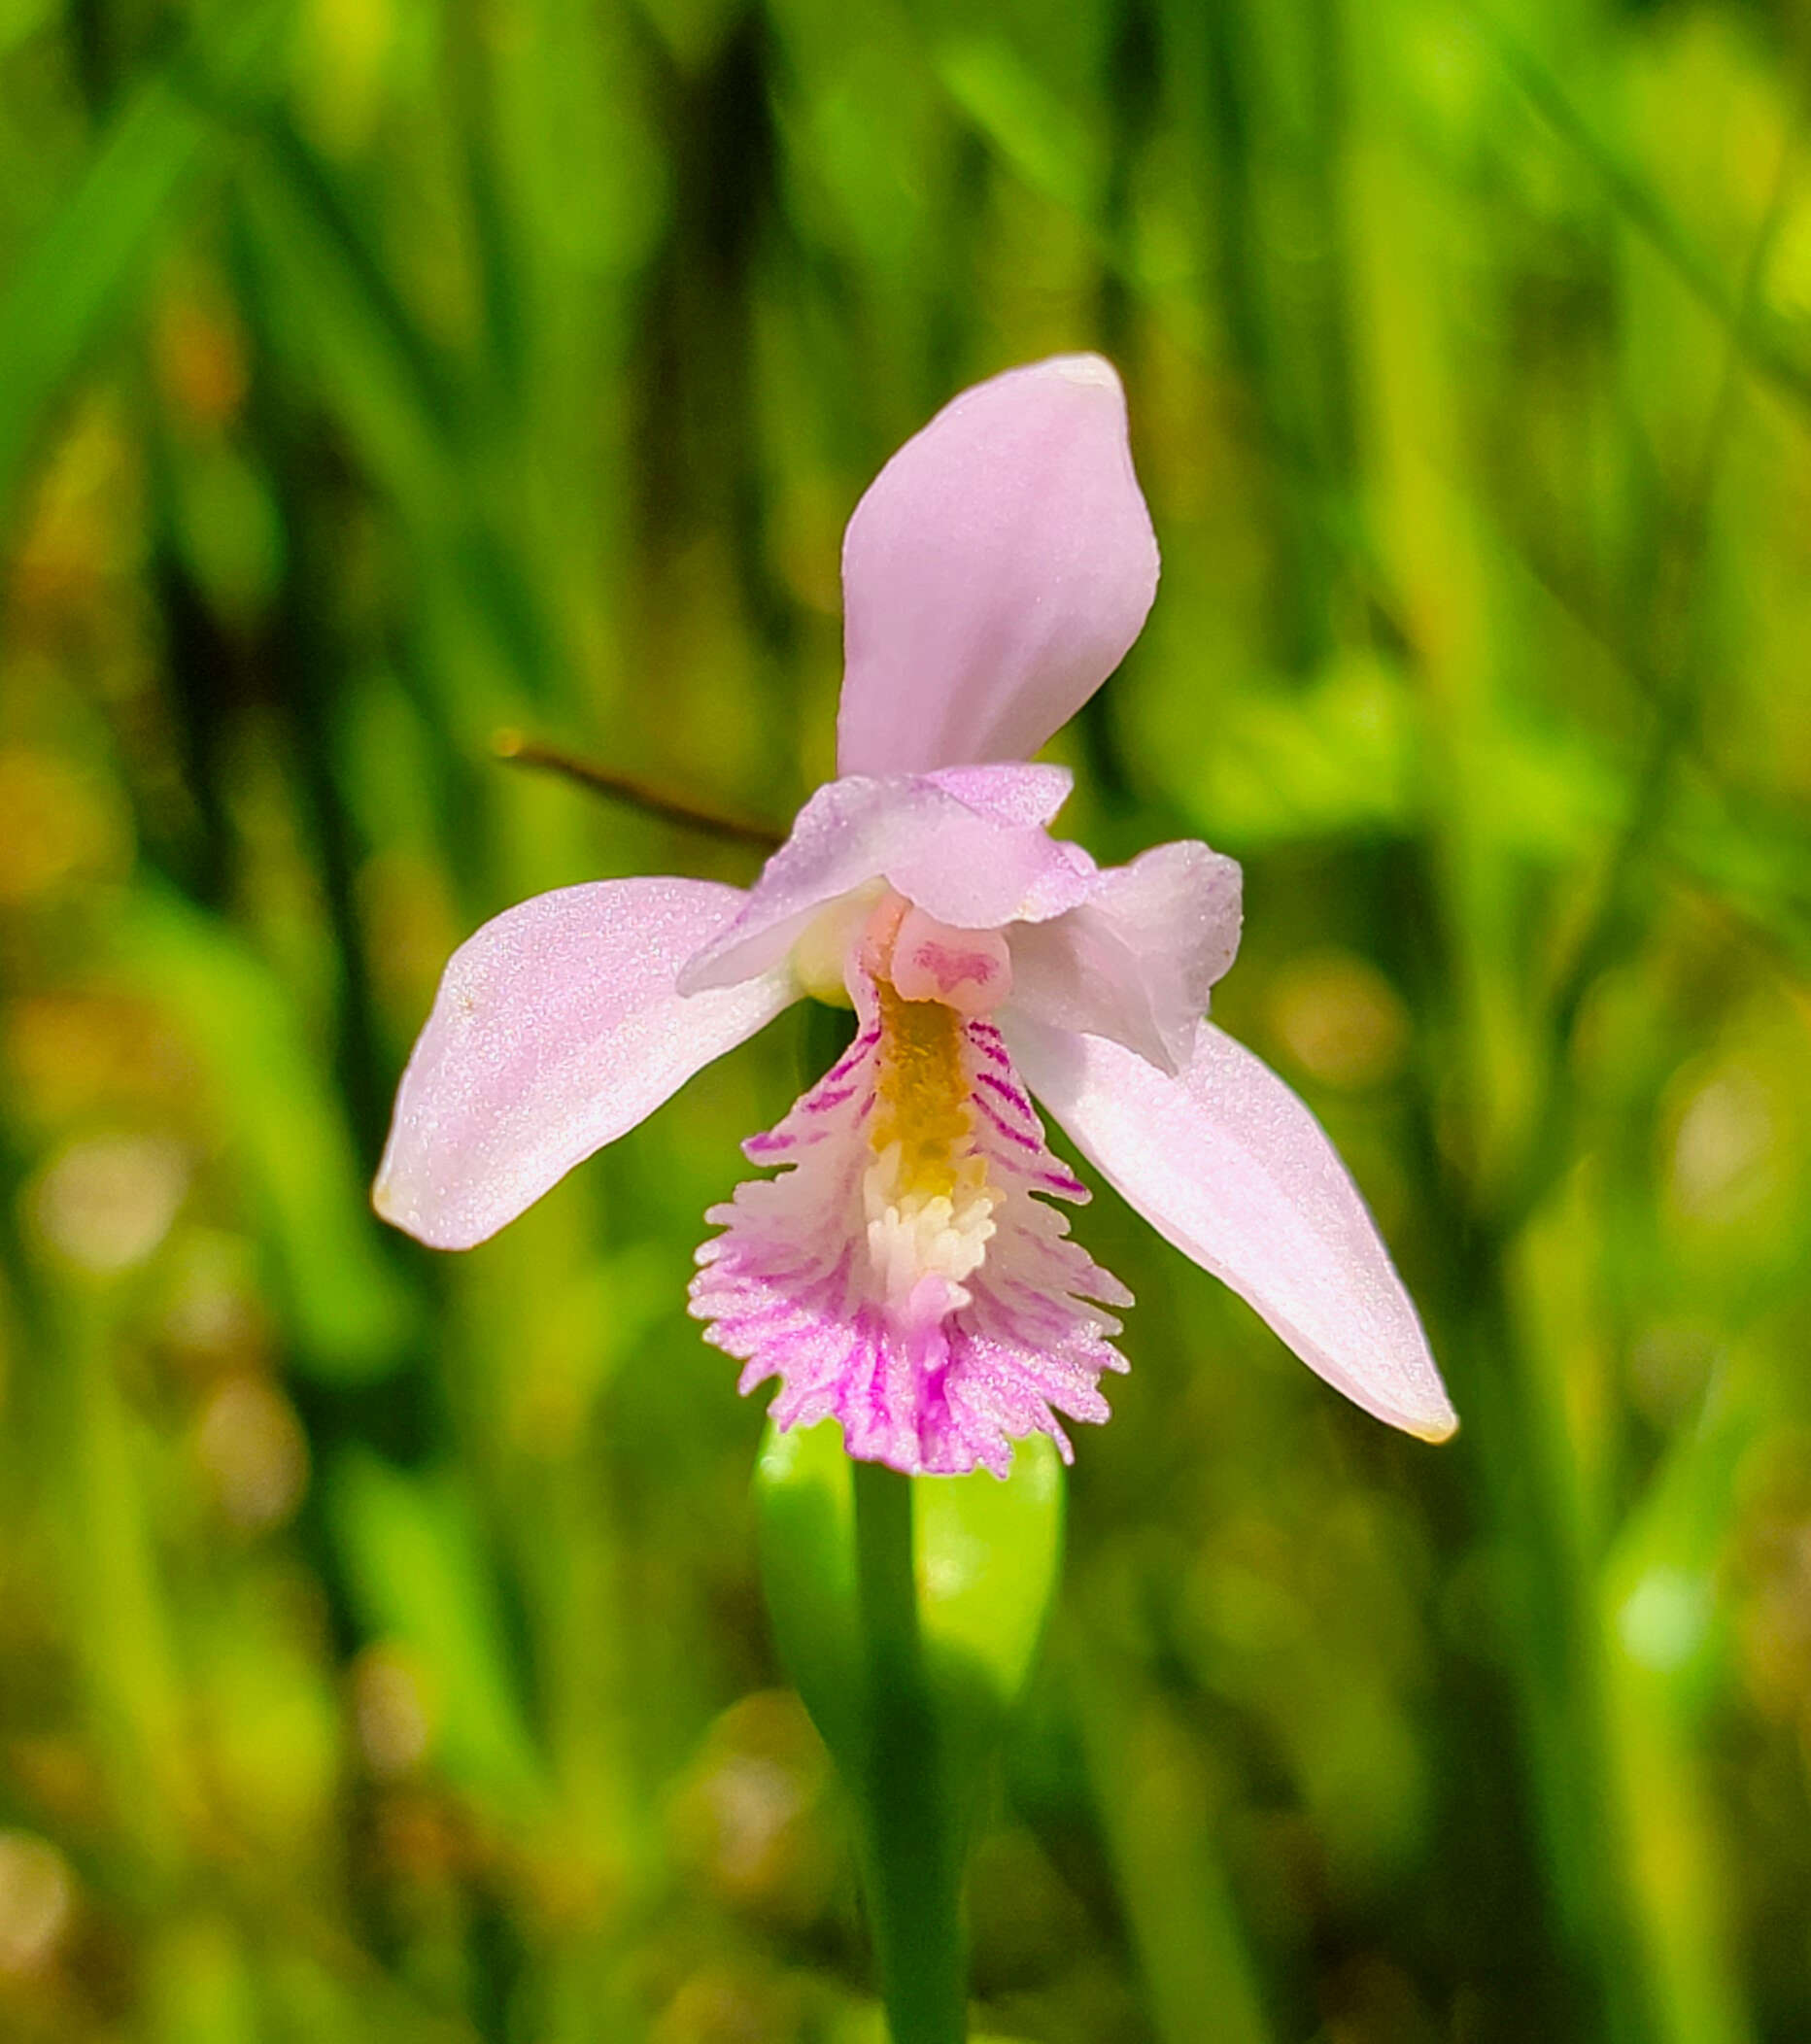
<box><xmin>870</xmin><ymin>981</ymin><xmax>978</xmax><ymax>1203</ymax></box>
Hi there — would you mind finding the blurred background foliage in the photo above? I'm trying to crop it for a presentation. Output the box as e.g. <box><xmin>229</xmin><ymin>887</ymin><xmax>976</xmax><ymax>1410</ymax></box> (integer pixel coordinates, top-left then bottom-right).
<box><xmin>0</xmin><ymin>0</ymin><xmax>1809</xmax><ymax>2037</ymax></box>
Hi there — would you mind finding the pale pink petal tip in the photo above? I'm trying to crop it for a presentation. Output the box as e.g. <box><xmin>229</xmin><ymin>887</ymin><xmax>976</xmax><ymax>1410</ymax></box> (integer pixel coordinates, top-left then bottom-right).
<box><xmin>1011</xmin><ymin>1017</ymin><xmax>1456</xmax><ymax>1444</ymax></box>
<box><xmin>690</xmin><ymin>1019</ymin><xmax>1130</xmax><ymax>1478</ymax></box>
<box><xmin>374</xmin><ymin>876</ymin><xmax>795</xmax><ymax>1250</ymax></box>
<box><xmin>837</xmin><ymin>353</ymin><xmax>1160</xmax><ymax>777</ymax></box>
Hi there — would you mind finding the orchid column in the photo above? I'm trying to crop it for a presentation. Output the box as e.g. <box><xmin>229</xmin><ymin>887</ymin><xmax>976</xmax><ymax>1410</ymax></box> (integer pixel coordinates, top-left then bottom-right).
<box><xmin>373</xmin><ymin>357</ymin><xmax>1454</xmax><ymax>2039</ymax></box>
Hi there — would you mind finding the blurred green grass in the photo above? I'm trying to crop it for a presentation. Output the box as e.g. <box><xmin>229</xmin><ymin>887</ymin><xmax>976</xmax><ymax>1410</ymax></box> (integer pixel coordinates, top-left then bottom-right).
<box><xmin>0</xmin><ymin>0</ymin><xmax>1809</xmax><ymax>2038</ymax></box>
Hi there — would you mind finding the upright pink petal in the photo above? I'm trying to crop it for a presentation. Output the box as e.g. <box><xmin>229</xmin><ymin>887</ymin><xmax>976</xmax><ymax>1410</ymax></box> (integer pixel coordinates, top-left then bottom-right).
<box><xmin>676</xmin><ymin>768</ymin><xmax>1096</xmax><ymax>997</ymax></box>
<box><xmin>1008</xmin><ymin>1018</ymin><xmax>1456</xmax><ymax>1441</ymax></box>
<box><xmin>837</xmin><ymin>355</ymin><xmax>1160</xmax><ymax>775</ymax></box>
<box><xmin>375</xmin><ymin>878</ymin><xmax>796</xmax><ymax>1249</ymax></box>
<box><xmin>1008</xmin><ymin>840</ymin><xmax>1244</xmax><ymax>1075</ymax></box>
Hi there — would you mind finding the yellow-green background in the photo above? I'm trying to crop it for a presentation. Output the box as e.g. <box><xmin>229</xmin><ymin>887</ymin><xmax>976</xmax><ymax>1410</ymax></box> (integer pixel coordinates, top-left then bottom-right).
<box><xmin>2</xmin><ymin>0</ymin><xmax>1809</xmax><ymax>2037</ymax></box>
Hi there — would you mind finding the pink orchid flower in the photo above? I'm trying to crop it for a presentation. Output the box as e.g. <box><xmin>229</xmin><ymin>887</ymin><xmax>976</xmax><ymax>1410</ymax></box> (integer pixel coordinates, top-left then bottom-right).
<box><xmin>374</xmin><ymin>356</ymin><xmax>1456</xmax><ymax>1477</ymax></box>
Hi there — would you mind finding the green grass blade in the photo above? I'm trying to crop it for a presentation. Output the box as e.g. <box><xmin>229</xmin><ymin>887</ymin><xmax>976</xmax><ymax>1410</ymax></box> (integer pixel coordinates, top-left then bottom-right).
<box><xmin>0</xmin><ymin>5</ymin><xmax>286</xmax><ymax>536</ymax></box>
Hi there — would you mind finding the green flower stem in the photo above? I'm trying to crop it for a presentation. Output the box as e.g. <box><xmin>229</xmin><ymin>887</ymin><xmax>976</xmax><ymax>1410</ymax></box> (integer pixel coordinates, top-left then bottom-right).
<box><xmin>851</xmin><ymin>1457</ymin><xmax>968</xmax><ymax>2044</ymax></box>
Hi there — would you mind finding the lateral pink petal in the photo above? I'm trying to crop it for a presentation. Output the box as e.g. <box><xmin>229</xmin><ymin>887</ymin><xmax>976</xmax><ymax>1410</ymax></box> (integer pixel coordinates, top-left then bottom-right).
<box><xmin>1009</xmin><ymin>1018</ymin><xmax>1456</xmax><ymax>1441</ymax></box>
<box><xmin>837</xmin><ymin>355</ymin><xmax>1160</xmax><ymax>775</ymax></box>
<box><xmin>374</xmin><ymin>878</ymin><xmax>796</xmax><ymax>1249</ymax></box>
<box><xmin>676</xmin><ymin>767</ymin><xmax>1095</xmax><ymax>996</ymax></box>
<box><xmin>1008</xmin><ymin>840</ymin><xmax>1244</xmax><ymax>1075</ymax></box>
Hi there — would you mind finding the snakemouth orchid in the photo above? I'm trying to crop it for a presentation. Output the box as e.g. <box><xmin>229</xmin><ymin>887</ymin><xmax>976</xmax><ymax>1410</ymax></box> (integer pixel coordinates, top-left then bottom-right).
<box><xmin>374</xmin><ymin>355</ymin><xmax>1456</xmax><ymax>1477</ymax></box>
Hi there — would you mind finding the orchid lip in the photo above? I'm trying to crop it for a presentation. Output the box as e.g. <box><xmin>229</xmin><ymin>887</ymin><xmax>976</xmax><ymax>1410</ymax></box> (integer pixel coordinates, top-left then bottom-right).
<box><xmin>691</xmin><ymin>989</ymin><xmax>1131</xmax><ymax>1479</ymax></box>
